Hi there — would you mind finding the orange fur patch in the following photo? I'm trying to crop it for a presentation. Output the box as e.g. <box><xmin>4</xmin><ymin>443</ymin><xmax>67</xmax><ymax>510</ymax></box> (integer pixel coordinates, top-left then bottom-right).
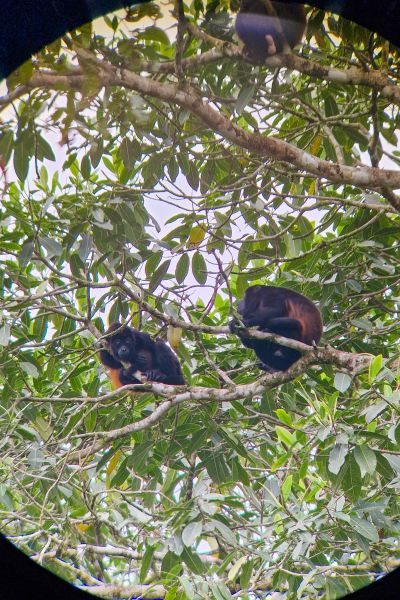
<box><xmin>108</xmin><ymin>368</ymin><xmax>124</xmax><ymax>390</ymax></box>
<box><xmin>108</xmin><ymin>368</ymin><xmax>140</xmax><ymax>398</ymax></box>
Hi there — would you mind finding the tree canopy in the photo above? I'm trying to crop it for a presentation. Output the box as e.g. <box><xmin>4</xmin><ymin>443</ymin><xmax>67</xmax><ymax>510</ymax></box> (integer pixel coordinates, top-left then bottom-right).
<box><xmin>0</xmin><ymin>1</ymin><xmax>399</xmax><ymax>598</ymax></box>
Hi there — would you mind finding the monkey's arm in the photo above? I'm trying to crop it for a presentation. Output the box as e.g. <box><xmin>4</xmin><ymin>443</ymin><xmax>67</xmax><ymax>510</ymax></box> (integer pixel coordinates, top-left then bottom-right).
<box><xmin>229</xmin><ymin>318</ymin><xmax>258</xmax><ymax>349</ymax></box>
<box><xmin>241</xmin><ymin>306</ymin><xmax>284</xmax><ymax>327</ymax></box>
<box><xmin>265</xmin><ymin>316</ymin><xmax>302</xmax><ymax>339</ymax></box>
<box><xmin>99</xmin><ymin>349</ymin><xmax>123</xmax><ymax>370</ymax></box>
<box><xmin>119</xmin><ymin>366</ymin><xmax>142</xmax><ymax>385</ymax></box>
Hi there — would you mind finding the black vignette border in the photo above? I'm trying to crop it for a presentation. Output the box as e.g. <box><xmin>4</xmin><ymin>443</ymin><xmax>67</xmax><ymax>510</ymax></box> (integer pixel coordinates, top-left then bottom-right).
<box><xmin>0</xmin><ymin>1</ymin><xmax>400</xmax><ymax>599</ymax></box>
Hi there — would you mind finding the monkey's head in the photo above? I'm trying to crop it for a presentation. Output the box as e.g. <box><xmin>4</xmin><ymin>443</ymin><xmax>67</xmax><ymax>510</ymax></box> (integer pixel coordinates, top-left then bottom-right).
<box><xmin>105</xmin><ymin>322</ymin><xmax>137</xmax><ymax>365</ymax></box>
<box><xmin>237</xmin><ymin>285</ymin><xmax>264</xmax><ymax>315</ymax></box>
<box><xmin>236</xmin><ymin>285</ymin><xmax>276</xmax><ymax>328</ymax></box>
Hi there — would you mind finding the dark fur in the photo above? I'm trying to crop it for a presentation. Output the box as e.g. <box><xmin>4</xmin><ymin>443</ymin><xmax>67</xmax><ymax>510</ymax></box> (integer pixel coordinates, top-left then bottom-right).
<box><xmin>99</xmin><ymin>323</ymin><xmax>185</xmax><ymax>386</ymax></box>
<box><xmin>236</xmin><ymin>0</ymin><xmax>306</xmax><ymax>61</ymax></box>
<box><xmin>230</xmin><ymin>285</ymin><xmax>322</xmax><ymax>371</ymax></box>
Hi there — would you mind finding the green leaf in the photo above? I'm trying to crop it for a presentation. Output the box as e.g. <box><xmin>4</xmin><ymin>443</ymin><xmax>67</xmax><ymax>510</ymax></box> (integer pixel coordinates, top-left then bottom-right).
<box><xmin>84</xmin><ymin>411</ymin><xmax>96</xmax><ymax>433</ymax></box>
<box><xmin>240</xmin><ymin>559</ymin><xmax>253</xmax><ymax>589</ymax></box>
<box><xmin>13</xmin><ymin>135</ymin><xmax>31</xmax><ymax>181</ymax></box>
<box><xmin>33</xmin><ymin>313</ymin><xmax>48</xmax><ymax>342</ymax></box>
<box><xmin>18</xmin><ymin>242</ymin><xmax>35</xmax><ymax>269</ymax></box>
<box><xmin>363</xmin><ymin>402</ymin><xmax>386</xmax><ymax>423</ymax></box>
<box><xmin>40</xmin><ymin>235</ymin><xmax>63</xmax><ymax>258</ymax></box>
<box><xmin>191</xmin><ymin>251</ymin><xmax>207</xmax><ymax>285</ymax></box>
<box><xmin>145</xmin><ymin>250</ymin><xmax>163</xmax><ymax>278</ymax></box>
<box><xmin>119</xmin><ymin>138</ymin><xmax>140</xmax><ymax>169</ymax></box>
<box><xmin>353</xmin><ymin>446</ymin><xmax>377</xmax><ymax>478</ymax></box>
<box><xmin>181</xmin><ymin>547</ymin><xmax>205</xmax><ymax>575</ymax></box>
<box><xmin>235</xmin><ymin>84</ymin><xmax>255</xmax><ymax>114</ymax></box>
<box><xmin>0</xmin><ymin>130</ymin><xmax>14</xmax><ymax>163</ymax></box>
<box><xmin>21</xmin><ymin>362</ymin><xmax>39</xmax><ymax>378</ymax></box>
<box><xmin>37</xmin><ymin>135</ymin><xmax>56</xmax><ymax>161</ymax></box>
<box><xmin>149</xmin><ymin>259</ymin><xmax>171</xmax><ymax>292</ymax></box>
<box><xmin>16</xmin><ymin>425</ymin><xmax>38</xmax><ymax>441</ymax></box>
<box><xmin>0</xmin><ymin>324</ymin><xmax>11</xmax><ymax>346</ymax></box>
<box><xmin>231</xmin><ymin>459</ymin><xmax>250</xmax><ymax>486</ymax></box>
<box><xmin>81</xmin><ymin>154</ymin><xmax>91</xmax><ymax>179</ymax></box>
<box><xmin>187</xmin><ymin>164</ymin><xmax>199</xmax><ymax>191</ymax></box>
<box><xmin>324</xmin><ymin>95</ymin><xmax>339</xmax><ymax>117</ymax></box>
<box><xmin>179</xmin><ymin>576</ymin><xmax>195</xmax><ymax>599</ymax></box>
<box><xmin>369</xmin><ymin>354</ymin><xmax>383</xmax><ymax>382</ymax></box>
<box><xmin>281</xmin><ymin>474</ymin><xmax>293</xmax><ymax>501</ymax></box>
<box><xmin>382</xmin><ymin>453</ymin><xmax>400</xmax><ymax>476</ymax></box>
<box><xmin>168</xmin><ymin>157</ymin><xmax>179</xmax><ymax>182</ymax></box>
<box><xmin>127</xmin><ymin>441</ymin><xmax>153</xmax><ymax>475</ymax></box>
<box><xmin>227</xmin><ymin>556</ymin><xmax>248</xmax><ymax>582</ymax></box>
<box><xmin>210</xmin><ymin>580</ymin><xmax>232</xmax><ymax>600</ymax></box>
<box><xmin>110</xmin><ymin>458</ymin><xmax>129</xmax><ymax>488</ymax></box>
<box><xmin>139</xmin><ymin>26</ymin><xmax>170</xmax><ymax>46</ymax></box>
<box><xmin>176</xmin><ymin>253</ymin><xmax>189</xmax><ymax>284</ymax></box>
<box><xmin>333</xmin><ymin>372</ymin><xmax>352</xmax><ymax>392</ymax></box>
<box><xmin>161</xmin><ymin>551</ymin><xmax>181</xmax><ymax>576</ymax></box>
<box><xmin>275</xmin><ymin>409</ymin><xmax>293</xmax><ymax>427</ymax></box>
<box><xmin>348</xmin><ymin>517</ymin><xmax>379</xmax><ymax>542</ymax></box>
<box><xmin>342</xmin><ymin>456</ymin><xmax>362</xmax><ymax>503</ymax></box>
<box><xmin>34</xmin><ymin>416</ymin><xmax>52</xmax><ymax>441</ymax></box>
<box><xmin>212</xmin><ymin>519</ymin><xmax>236</xmax><ymax>546</ymax></box>
<box><xmin>89</xmin><ymin>140</ymin><xmax>103</xmax><ymax>167</ymax></box>
<box><xmin>328</xmin><ymin>444</ymin><xmax>347</xmax><ymax>475</ymax></box>
<box><xmin>201</xmin><ymin>452</ymin><xmax>231</xmax><ymax>485</ymax></box>
<box><xmin>182</xmin><ymin>521</ymin><xmax>202</xmax><ymax>547</ymax></box>
<box><xmin>78</xmin><ymin>234</ymin><xmax>93</xmax><ymax>262</ymax></box>
<box><xmin>275</xmin><ymin>426</ymin><xmax>295</xmax><ymax>447</ymax></box>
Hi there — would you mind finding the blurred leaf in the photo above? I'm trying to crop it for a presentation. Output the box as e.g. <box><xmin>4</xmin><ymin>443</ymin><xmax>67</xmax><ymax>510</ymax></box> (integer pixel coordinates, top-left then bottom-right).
<box><xmin>0</xmin><ymin>324</ymin><xmax>11</xmax><ymax>346</ymax></box>
<box><xmin>192</xmin><ymin>251</ymin><xmax>207</xmax><ymax>285</ymax></box>
<box><xmin>182</xmin><ymin>521</ymin><xmax>202</xmax><ymax>547</ymax></box>
<box><xmin>369</xmin><ymin>354</ymin><xmax>383</xmax><ymax>383</ymax></box>
<box><xmin>181</xmin><ymin>547</ymin><xmax>205</xmax><ymax>575</ymax></box>
<box><xmin>149</xmin><ymin>259</ymin><xmax>171</xmax><ymax>291</ymax></box>
<box><xmin>334</xmin><ymin>372</ymin><xmax>352</xmax><ymax>392</ymax></box>
<box><xmin>353</xmin><ymin>446</ymin><xmax>377</xmax><ymax>478</ymax></box>
<box><xmin>176</xmin><ymin>253</ymin><xmax>189</xmax><ymax>283</ymax></box>
<box><xmin>281</xmin><ymin>474</ymin><xmax>293</xmax><ymax>501</ymax></box>
<box><xmin>328</xmin><ymin>444</ymin><xmax>348</xmax><ymax>475</ymax></box>
<box><xmin>348</xmin><ymin>517</ymin><xmax>379</xmax><ymax>543</ymax></box>
<box><xmin>275</xmin><ymin>426</ymin><xmax>295</xmax><ymax>447</ymax></box>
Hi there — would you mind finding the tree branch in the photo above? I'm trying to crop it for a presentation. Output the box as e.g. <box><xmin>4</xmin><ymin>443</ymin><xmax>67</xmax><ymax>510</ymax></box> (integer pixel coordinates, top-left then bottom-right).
<box><xmin>26</xmin><ymin>336</ymin><xmax>369</xmax><ymax>462</ymax></box>
<box><xmin>23</xmin><ymin>61</ymin><xmax>400</xmax><ymax>194</ymax></box>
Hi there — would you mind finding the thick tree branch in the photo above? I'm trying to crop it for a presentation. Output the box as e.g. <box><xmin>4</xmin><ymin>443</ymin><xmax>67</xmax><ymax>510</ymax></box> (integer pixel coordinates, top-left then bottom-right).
<box><xmin>23</xmin><ymin>63</ymin><xmax>400</xmax><ymax>194</ymax></box>
<box><xmin>184</xmin><ymin>19</ymin><xmax>400</xmax><ymax>109</ymax></box>
<box><xmin>94</xmin><ymin>33</ymin><xmax>400</xmax><ymax>107</ymax></box>
<box><xmin>83</xmin><ymin>583</ymin><xmax>165</xmax><ymax>599</ymax></box>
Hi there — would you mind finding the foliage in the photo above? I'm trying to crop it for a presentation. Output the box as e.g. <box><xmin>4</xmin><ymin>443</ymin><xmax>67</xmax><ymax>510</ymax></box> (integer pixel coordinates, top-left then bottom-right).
<box><xmin>0</xmin><ymin>1</ymin><xmax>399</xmax><ymax>598</ymax></box>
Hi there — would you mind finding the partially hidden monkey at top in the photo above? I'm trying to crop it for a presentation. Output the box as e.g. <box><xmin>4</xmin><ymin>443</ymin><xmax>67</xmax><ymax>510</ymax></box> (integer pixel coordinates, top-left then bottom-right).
<box><xmin>235</xmin><ymin>0</ymin><xmax>307</xmax><ymax>61</ymax></box>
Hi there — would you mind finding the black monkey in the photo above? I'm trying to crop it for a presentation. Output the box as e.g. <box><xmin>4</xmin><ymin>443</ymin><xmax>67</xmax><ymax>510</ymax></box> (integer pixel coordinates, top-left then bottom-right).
<box><xmin>235</xmin><ymin>0</ymin><xmax>306</xmax><ymax>61</ymax></box>
<box><xmin>99</xmin><ymin>322</ymin><xmax>185</xmax><ymax>388</ymax></box>
<box><xmin>229</xmin><ymin>285</ymin><xmax>322</xmax><ymax>371</ymax></box>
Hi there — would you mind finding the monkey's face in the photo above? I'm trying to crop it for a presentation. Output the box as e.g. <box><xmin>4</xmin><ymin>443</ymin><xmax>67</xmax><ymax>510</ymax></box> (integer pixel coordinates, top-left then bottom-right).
<box><xmin>110</xmin><ymin>332</ymin><xmax>136</xmax><ymax>363</ymax></box>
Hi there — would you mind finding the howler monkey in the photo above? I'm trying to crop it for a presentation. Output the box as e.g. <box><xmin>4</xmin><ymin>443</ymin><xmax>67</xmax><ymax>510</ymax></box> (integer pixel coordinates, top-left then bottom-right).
<box><xmin>235</xmin><ymin>0</ymin><xmax>306</xmax><ymax>61</ymax></box>
<box><xmin>99</xmin><ymin>322</ymin><xmax>185</xmax><ymax>388</ymax></box>
<box><xmin>229</xmin><ymin>285</ymin><xmax>322</xmax><ymax>371</ymax></box>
